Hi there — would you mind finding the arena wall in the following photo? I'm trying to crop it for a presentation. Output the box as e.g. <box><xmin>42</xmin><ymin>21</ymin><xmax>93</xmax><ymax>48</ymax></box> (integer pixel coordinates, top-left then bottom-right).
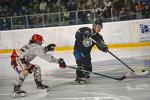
<box><xmin>0</xmin><ymin>19</ymin><xmax>150</xmax><ymax>53</ymax></box>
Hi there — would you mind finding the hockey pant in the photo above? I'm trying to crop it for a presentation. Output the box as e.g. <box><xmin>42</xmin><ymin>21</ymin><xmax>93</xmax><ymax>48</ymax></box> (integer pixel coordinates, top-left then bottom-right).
<box><xmin>11</xmin><ymin>57</ymin><xmax>42</xmax><ymax>87</ymax></box>
<box><xmin>73</xmin><ymin>50</ymin><xmax>92</xmax><ymax>78</ymax></box>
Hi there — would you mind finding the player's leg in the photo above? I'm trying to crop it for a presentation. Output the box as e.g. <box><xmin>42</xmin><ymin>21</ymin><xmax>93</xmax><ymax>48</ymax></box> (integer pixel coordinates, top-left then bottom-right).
<box><xmin>74</xmin><ymin>59</ymin><xmax>92</xmax><ymax>85</ymax></box>
<box><xmin>73</xmin><ymin>50</ymin><xmax>86</xmax><ymax>84</ymax></box>
<box><xmin>83</xmin><ymin>60</ymin><xmax>92</xmax><ymax>79</ymax></box>
<box><xmin>83</xmin><ymin>64</ymin><xmax>92</xmax><ymax>83</ymax></box>
<box><xmin>29</xmin><ymin>64</ymin><xmax>49</xmax><ymax>89</ymax></box>
<box><xmin>11</xmin><ymin>58</ymin><xmax>28</xmax><ymax>97</ymax></box>
<box><xmin>73</xmin><ymin>65</ymin><xmax>87</xmax><ymax>85</ymax></box>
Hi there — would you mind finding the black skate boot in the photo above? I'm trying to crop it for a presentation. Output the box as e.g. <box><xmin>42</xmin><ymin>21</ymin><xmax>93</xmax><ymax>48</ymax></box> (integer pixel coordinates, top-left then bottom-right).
<box><xmin>84</xmin><ymin>74</ymin><xmax>90</xmax><ymax>83</ymax></box>
<box><xmin>73</xmin><ymin>77</ymin><xmax>87</xmax><ymax>85</ymax></box>
<box><xmin>12</xmin><ymin>85</ymin><xmax>26</xmax><ymax>98</ymax></box>
<box><xmin>35</xmin><ymin>80</ymin><xmax>49</xmax><ymax>92</ymax></box>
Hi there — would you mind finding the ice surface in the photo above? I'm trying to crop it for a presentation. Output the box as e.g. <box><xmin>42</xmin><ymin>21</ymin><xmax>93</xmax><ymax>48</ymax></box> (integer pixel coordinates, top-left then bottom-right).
<box><xmin>0</xmin><ymin>46</ymin><xmax>150</xmax><ymax>100</ymax></box>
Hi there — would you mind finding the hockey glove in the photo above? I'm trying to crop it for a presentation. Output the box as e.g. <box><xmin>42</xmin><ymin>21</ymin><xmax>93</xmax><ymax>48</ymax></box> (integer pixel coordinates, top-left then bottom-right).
<box><xmin>101</xmin><ymin>45</ymin><xmax>108</xmax><ymax>52</ymax></box>
<box><xmin>58</xmin><ymin>58</ymin><xmax>66</xmax><ymax>68</ymax></box>
<box><xmin>44</xmin><ymin>44</ymin><xmax>56</xmax><ymax>52</ymax></box>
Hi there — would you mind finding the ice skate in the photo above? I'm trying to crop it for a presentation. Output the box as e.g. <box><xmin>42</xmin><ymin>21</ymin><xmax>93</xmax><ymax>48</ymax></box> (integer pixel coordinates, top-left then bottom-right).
<box><xmin>73</xmin><ymin>78</ymin><xmax>87</xmax><ymax>85</ymax></box>
<box><xmin>84</xmin><ymin>74</ymin><xmax>91</xmax><ymax>83</ymax></box>
<box><xmin>12</xmin><ymin>85</ymin><xmax>26</xmax><ymax>98</ymax></box>
<box><xmin>12</xmin><ymin>90</ymin><xmax>26</xmax><ymax>98</ymax></box>
<box><xmin>35</xmin><ymin>80</ymin><xmax>49</xmax><ymax>92</ymax></box>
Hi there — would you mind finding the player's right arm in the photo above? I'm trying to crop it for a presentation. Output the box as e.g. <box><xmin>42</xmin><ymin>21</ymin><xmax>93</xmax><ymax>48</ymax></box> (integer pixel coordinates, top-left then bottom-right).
<box><xmin>34</xmin><ymin>44</ymin><xmax>66</xmax><ymax>68</ymax></box>
<box><xmin>73</xmin><ymin>28</ymin><xmax>87</xmax><ymax>65</ymax></box>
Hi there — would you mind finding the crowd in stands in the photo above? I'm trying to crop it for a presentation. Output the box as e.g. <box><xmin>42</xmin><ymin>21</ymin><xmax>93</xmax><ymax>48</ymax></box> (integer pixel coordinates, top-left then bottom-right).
<box><xmin>0</xmin><ymin>0</ymin><xmax>150</xmax><ymax>30</ymax></box>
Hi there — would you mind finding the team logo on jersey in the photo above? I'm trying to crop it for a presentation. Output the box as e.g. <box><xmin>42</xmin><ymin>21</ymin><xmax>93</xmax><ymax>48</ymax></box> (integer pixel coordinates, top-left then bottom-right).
<box><xmin>85</xmin><ymin>30</ymin><xmax>90</xmax><ymax>36</ymax></box>
<box><xmin>83</xmin><ymin>38</ymin><xmax>92</xmax><ymax>47</ymax></box>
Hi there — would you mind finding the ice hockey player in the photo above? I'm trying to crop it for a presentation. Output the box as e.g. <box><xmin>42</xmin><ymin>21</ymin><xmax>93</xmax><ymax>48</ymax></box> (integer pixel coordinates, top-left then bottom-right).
<box><xmin>11</xmin><ymin>34</ymin><xmax>66</xmax><ymax>97</ymax></box>
<box><xmin>73</xmin><ymin>19</ymin><xmax>108</xmax><ymax>85</ymax></box>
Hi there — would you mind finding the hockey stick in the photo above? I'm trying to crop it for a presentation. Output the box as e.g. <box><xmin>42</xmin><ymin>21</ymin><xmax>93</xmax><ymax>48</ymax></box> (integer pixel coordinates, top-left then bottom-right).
<box><xmin>89</xmin><ymin>37</ymin><xmax>149</xmax><ymax>76</ymax></box>
<box><xmin>66</xmin><ymin>65</ymin><xmax>127</xmax><ymax>81</ymax></box>
<box><xmin>108</xmin><ymin>51</ymin><xmax>149</xmax><ymax>75</ymax></box>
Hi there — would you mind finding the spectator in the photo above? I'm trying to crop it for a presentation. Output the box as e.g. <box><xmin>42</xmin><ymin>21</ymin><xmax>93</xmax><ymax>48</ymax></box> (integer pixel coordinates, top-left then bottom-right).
<box><xmin>104</xmin><ymin>0</ymin><xmax>113</xmax><ymax>18</ymax></box>
<box><xmin>142</xmin><ymin>5</ymin><xmax>150</xmax><ymax>18</ymax></box>
<box><xmin>0</xmin><ymin>0</ymin><xmax>150</xmax><ymax>30</ymax></box>
<box><xmin>81</xmin><ymin>0</ymin><xmax>89</xmax><ymax>10</ymax></box>
<box><xmin>86</xmin><ymin>0</ymin><xmax>93</xmax><ymax>9</ymax></box>
<box><xmin>39</xmin><ymin>1</ymin><xmax>47</xmax><ymax>13</ymax></box>
<box><xmin>78</xmin><ymin>11</ymin><xmax>88</xmax><ymax>24</ymax></box>
<box><xmin>67</xmin><ymin>0</ymin><xmax>77</xmax><ymax>11</ymax></box>
<box><xmin>119</xmin><ymin>7</ymin><xmax>128</xmax><ymax>20</ymax></box>
<box><xmin>113</xmin><ymin>8</ymin><xmax>120</xmax><ymax>21</ymax></box>
<box><xmin>95</xmin><ymin>2</ymin><xmax>107</xmax><ymax>19</ymax></box>
<box><xmin>87</xmin><ymin>13</ymin><xmax>93</xmax><ymax>24</ymax></box>
<box><xmin>0</xmin><ymin>17</ymin><xmax>11</xmax><ymax>30</ymax></box>
<box><xmin>113</xmin><ymin>0</ymin><xmax>124</xmax><ymax>12</ymax></box>
<box><xmin>134</xmin><ymin>4</ymin><xmax>143</xmax><ymax>19</ymax></box>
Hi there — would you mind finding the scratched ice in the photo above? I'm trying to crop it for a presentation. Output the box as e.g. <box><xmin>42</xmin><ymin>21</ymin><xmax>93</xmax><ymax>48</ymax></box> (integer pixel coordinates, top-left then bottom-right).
<box><xmin>0</xmin><ymin>46</ymin><xmax>150</xmax><ymax>100</ymax></box>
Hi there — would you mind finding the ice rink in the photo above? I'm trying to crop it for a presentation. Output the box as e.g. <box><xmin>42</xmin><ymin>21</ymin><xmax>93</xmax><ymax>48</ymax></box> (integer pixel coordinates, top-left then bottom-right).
<box><xmin>0</xmin><ymin>46</ymin><xmax>150</xmax><ymax>100</ymax></box>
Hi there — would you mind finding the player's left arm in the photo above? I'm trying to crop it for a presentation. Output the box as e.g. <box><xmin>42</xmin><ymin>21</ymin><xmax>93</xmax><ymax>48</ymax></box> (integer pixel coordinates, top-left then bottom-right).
<box><xmin>35</xmin><ymin>45</ymin><xmax>66</xmax><ymax>68</ymax></box>
<box><xmin>92</xmin><ymin>34</ymin><xmax>108</xmax><ymax>52</ymax></box>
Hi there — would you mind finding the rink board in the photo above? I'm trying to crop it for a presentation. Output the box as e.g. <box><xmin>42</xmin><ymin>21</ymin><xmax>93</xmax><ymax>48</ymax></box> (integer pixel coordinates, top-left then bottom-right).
<box><xmin>0</xmin><ymin>19</ymin><xmax>150</xmax><ymax>51</ymax></box>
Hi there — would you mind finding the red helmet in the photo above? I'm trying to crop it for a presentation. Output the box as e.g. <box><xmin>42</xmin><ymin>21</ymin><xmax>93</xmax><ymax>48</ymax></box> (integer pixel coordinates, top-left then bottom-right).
<box><xmin>31</xmin><ymin>34</ymin><xmax>43</xmax><ymax>43</ymax></box>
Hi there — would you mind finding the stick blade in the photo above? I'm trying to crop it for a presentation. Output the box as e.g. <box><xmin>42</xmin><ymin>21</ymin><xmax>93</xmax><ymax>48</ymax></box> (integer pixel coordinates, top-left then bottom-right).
<box><xmin>134</xmin><ymin>70</ymin><xmax>149</xmax><ymax>76</ymax></box>
<box><xmin>118</xmin><ymin>75</ymin><xmax>127</xmax><ymax>81</ymax></box>
<box><xmin>117</xmin><ymin>72</ymin><xmax>131</xmax><ymax>81</ymax></box>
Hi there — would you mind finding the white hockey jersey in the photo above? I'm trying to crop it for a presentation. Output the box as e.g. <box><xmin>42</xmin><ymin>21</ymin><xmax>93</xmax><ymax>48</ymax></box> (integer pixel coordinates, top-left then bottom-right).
<box><xmin>17</xmin><ymin>43</ymin><xmax>58</xmax><ymax>63</ymax></box>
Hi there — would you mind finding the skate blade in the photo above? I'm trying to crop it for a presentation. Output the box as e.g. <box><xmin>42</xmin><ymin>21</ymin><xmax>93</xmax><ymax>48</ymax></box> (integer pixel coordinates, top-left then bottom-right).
<box><xmin>12</xmin><ymin>92</ymin><xmax>26</xmax><ymax>98</ymax></box>
<box><xmin>37</xmin><ymin>88</ymin><xmax>49</xmax><ymax>93</ymax></box>
<box><xmin>73</xmin><ymin>81</ymin><xmax>86</xmax><ymax>85</ymax></box>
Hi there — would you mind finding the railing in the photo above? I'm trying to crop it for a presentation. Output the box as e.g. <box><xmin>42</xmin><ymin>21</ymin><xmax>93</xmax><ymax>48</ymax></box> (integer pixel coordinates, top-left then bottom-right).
<box><xmin>0</xmin><ymin>9</ymin><xmax>149</xmax><ymax>31</ymax></box>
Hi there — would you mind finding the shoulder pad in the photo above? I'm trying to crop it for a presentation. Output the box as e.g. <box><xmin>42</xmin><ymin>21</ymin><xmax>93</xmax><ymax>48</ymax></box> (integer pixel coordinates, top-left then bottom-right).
<box><xmin>79</xmin><ymin>27</ymin><xmax>91</xmax><ymax>33</ymax></box>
